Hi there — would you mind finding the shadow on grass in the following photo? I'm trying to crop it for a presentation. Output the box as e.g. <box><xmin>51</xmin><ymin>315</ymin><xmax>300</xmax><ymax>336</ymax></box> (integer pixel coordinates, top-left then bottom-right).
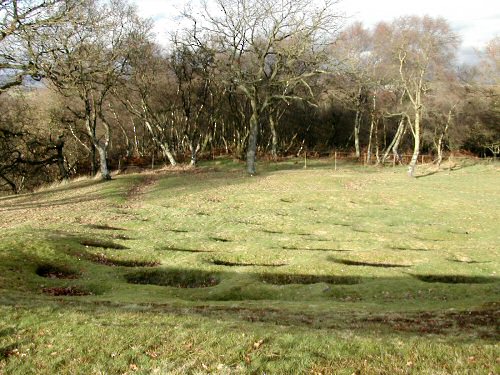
<box><xmin>415</xmin><ymin>162</ymin><xmax>478</xmax><ymax>178</ymax></box>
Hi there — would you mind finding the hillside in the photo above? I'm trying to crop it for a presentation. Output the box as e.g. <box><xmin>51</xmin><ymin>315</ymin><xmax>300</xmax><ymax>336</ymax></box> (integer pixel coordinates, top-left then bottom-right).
<box><xmin>0</xmin><ymin>159</ymin><xmax>499</xmax><ymax>374</ymax></box>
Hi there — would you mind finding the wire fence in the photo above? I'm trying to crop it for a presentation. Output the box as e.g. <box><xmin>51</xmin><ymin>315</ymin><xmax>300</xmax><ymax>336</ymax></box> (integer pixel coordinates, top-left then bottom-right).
<box><xmin>301</xmin><ymin>150</ymin><xmax>497</xmax><ymax>166</ymax></box>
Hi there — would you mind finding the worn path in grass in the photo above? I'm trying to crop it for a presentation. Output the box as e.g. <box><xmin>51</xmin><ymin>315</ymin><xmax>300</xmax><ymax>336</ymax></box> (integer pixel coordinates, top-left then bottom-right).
<box><xmin>0</xmin><ymin>159</ymin><xmax>499</xmax><ymax>374</ymax></box>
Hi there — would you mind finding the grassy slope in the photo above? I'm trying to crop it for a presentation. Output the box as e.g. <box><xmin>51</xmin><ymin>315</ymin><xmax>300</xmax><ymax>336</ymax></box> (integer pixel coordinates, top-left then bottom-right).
<box><xmin>0</xmin><ymin>159</ymin><xmax>498</xmax><ymax>374</ymax></box>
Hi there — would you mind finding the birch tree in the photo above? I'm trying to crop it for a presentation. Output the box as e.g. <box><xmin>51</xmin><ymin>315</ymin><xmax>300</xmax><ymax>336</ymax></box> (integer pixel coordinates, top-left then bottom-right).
<box><xmin>388</xmin><ymin>16</ymin><xmax>459</xmax><ymax>176</ymax></box>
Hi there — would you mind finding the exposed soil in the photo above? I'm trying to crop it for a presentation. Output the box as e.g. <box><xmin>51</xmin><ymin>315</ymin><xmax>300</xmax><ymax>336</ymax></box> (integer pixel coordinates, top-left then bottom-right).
<box><xmin>331</xmin><ymin>223</ymin><xmax>351</xmax><ymax>227</ymax></box>
<box><xmin>125</xmin><ymin>269</ymin><xmax>221</xmax><ymax>288</ymax></box>
<box><xmin>210</xmin><ymin>259</ymin><xmax>286</xmax><ymax>267</ymax></box>
<box><xmin>282</xmin><ymin>246</ymin><xmax>351</xmax><ymax>252</ymax></box>
<box><xmin>209</xmin><ymin>237</ymin><xmax>231</xmax><ymax>242</ymax></box>
<box><xmin>42</xmin><ymin>286</ymin><xmax>92</xmax><ymax>296</ymax></box>
<box><xmin>86</xmin><ymin>224</ymin><xmax>125</xmax><ymax>231</ymax></box>
<box><xmin>36</xmin><ymin>264</ymin><xmax>80</xmax><ymax>279</ymax></box>
<box><xmin>157</xmin><ymin>246</ymin><xmax>212</xmax><ymax>253</ymax></box>
<box><xmin>390</xmin><ymin>246</ymin><xmax>431</xmax><ymax>251</ymax></box>
<box><xmin>330</xmin><ymin>258</ymin><xmax>411</xmax><ymax>268</ymax></box>
<box><xmin>448</xmin><ymin>258</ymin><xmax>491</xmax><ymax>264</ymax></box>
<box><xmin>305</xmin><ymin>237</ymin><xmax>330</xmax><ymax>242</ymax></box>
<box><xmin>200</xmin><ymin>306</ymin><xmax>499</xmax><ymax>339</ymax></box>
<box><xmin>0</xmin><ymin>344</ymin><xmax>19</xmax><ymax>360</ymax></box>
<box><xmin>363</xmin><ymin>309</ymin><xmax>499</xmax><ymax>337</ymax></box>
<box><xmin>261</xmin><ymin>229</ymin><xmax>284</xmax><ymax>234</ymax></box>
<box><xmin>412</xmin><ymin>274</ymin><xmax>498</xmax><ymax>284</ymax></box>
<box><xmin>260</xmin><ymin>273</ymin><xmax>360</xmax><ymax>285</ymax></box>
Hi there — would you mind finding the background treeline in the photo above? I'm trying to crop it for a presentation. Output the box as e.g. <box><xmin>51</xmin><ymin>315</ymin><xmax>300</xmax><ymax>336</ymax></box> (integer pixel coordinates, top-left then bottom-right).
<box><xmin>1</xmin><ymin>0</ymin><xmax>498</xmax><ymax>193</ymax></box>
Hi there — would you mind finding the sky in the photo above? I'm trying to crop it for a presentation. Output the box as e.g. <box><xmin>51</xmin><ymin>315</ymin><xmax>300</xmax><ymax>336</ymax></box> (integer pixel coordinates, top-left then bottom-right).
<box><xmin>132</xmin><ymin>0</ymin><xmax>500</xmax><ymax>63</ymax></box>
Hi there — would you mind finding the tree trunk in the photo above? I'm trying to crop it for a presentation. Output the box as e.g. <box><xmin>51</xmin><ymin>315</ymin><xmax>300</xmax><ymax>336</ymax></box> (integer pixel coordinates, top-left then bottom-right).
<box><xmin>246</xmin><ymin>109</ymin><xmax>259</xmax><ymax>175</ymax></box>
<box><xmin>96</xmin><ymin>144</ymin><xmax>111</xmax><ymax>180</ymax></box>
<box><xmin>354</xmin><ymin>108</ymin><xmax>361</xmax><ymax>159</ymax></box>
<box><xmin>354</xmin><ymin>86</ymin><xmax>363</xmax><ymax>159</ymax></box>
<box><xmin>189</xmin><ymin>136</ymin><xmax>201</xmax><ymax>167</ymax></box>
<box><xmin>435</xmin><ymin>108</ymin><xmax>453</xmax><ymax>168</ymax></box>
<box><xmin>90</xmin><ymin>143</ymin><xmax>97</xmax><ymax>176</ymax></box>
<box><xmin>408</xmin><ymin>110</ymin><xmax>420</xmax><ymax>178</ymax></box>
<box><xmin>159</xmin><ymin>143</ymin><xmax>177</xmax><ymax>166</ymax></box>
<box><xmin>55</xmin><ymin>137</ymin><xmax>69</xmax><ymax>181</ymax></box>
<box><xmin>0</xmin><ymin>175</ymin><xmax>18</xmax><ymax>194</ymax></box>
<box><xmin>382</xmin><ymin>117</ymin><xmax>405</xmax><ymax>164</ymax></box>
<box><xmin>269</xmin><ymin>114</ymin><xmax>278</xmax><ymax>161</ymax></box>
<box><xmin>366</xmin><ymin>92</ymin><xmax>377</xmax><ymax>165</ymax></box>
<box><xmin>366</xmin><ymin>116</ymin><xmax>375</xmax><ymax>164</ymax></box>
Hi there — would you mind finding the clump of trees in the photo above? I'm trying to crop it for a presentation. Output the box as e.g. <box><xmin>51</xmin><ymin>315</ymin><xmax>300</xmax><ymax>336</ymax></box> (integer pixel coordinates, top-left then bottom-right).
<box><xmin>1</xmin><ymin>0</ymin><xmax>498</xmax><ymax>193</ymax></box>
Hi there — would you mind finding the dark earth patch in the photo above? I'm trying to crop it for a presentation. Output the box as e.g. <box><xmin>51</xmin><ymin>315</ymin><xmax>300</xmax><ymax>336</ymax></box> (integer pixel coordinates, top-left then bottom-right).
<box><xmin>305</xmin><ymin>237</ymin><xmax>330</xmax><ymax>242</ymax></box>
<box><xmin>261</xmin><ymin>229</ymin><xmax>284</xmax><ymax>234</ymax></box>
<box><xmin>330</xmin><ymin>258</ymin><xmax>411</xmax><ymax>268</ymax></box>
<box><xmin>210</xmin><ymin>237</ymin><xmax>231</xmax><ymax>242</ymax></box>
<box><xmin>0</xmin><ymin>344</ymin><xmax>18</xmax><ymax>360</ymax></box>
<box><xmin>36</xmin><ymin>264</ymin><xmax>80</xmax><ymax>279</ymax></box>
<box><xmin>210</xmin><ymin>259</ymin><xmax>286</xmax><ymax>267</ymax></box>
<box><xmin>332</xmin><ymin>223</ymin><xmax>351</xmax><ymax>227</ymax></box>
<box><xmin>412</xmin><ymin>274</ymin><xmax>498</xmax><ymax>284</ymax></box>
<box><xmin>87</xmin><ymin>224</ymin><xmax>125</xmax><ymax>231</ymax></box>
<box><xmin>42</xmin><ymin>286</ymin><xmax>92</xmax><ymax>296</ymax></box>
<box><xmin>282</xmin><ymin>246</ymin><xmax>351</xmax><ymax>252</ymax></box>
<box><xmin>448</xmin><ymin>258</ymin><xmax>491</xmax><ymax>264</ymax></box>
<box><xmin>260</xmin><ymin>273</ymin><xmax>360</xmax><ymax>285</ymax></box>
<box><xmin>125</xmin><ymin>268</ymin><xmax>220</xmax><ymax>288</ymax></box>
<box><xmin>390</xmin><ymin>246</ymin><xmax>431</xmax><ymax>251</ymax></box>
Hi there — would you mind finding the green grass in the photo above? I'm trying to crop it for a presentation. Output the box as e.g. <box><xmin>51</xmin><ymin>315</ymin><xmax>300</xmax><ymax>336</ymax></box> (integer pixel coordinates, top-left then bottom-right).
<box><xmin>0</xmin><ymin>158</ymin><xmax>499</xmax><ymax>374</ymax></box>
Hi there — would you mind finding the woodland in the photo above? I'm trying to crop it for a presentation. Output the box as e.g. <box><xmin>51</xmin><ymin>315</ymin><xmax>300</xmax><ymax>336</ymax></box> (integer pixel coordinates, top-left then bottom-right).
<box><xmin>0</xmin><ymin>0</ymin><xmax>499</xmax><ymax>193</ymax></box>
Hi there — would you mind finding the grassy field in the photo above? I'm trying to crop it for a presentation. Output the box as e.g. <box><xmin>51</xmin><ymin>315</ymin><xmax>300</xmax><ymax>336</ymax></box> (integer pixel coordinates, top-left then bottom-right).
<box><xmin>0</xmin><ymin>158</ymin><xmax>498</xmax><ymax>374</ymax></box>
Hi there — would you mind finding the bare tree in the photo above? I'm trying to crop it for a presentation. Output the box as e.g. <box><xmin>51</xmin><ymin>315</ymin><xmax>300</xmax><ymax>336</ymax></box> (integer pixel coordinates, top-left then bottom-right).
<box><xmin>386</xmin><ymin>16</ymin><xmax>460</xmax><ymax>176</ymax></box>
<box><xmin>32</xmin><ymin>0</ymin><xmax>150</xmax><ymax>179</ymax></box>
<box><xmin>0</xmin><ymin>0</ymin><xmax>76</xmax><ymax>92</ymax></box>
<box><xmin>183</xmin><ymin>0</ymin><xmax>341</xmax><ymax>174</ymax></box>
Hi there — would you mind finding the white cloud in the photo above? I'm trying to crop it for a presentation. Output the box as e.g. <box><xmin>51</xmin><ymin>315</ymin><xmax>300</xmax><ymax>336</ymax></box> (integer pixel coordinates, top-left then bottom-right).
<box><xmin>338</xmin><ymin>0</ymin><xmax>499</xmax><ymax>48</ymax></box>
<box><xmin>132</xmin><ymin>0</ymin><xmax>500</xmax><ymax>52</ymax></box>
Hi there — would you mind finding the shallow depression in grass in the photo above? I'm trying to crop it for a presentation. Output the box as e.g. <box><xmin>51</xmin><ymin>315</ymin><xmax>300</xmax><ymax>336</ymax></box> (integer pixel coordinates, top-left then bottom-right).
<box><xmin>35</xmin><ymin>263</ymin><xmax>80</xmax><ymax>279</ymax></box>
<box><xmin>209</xmin><ymin>259</ymin><xmax>286</xmax><ymax>267</ymax></box>
<box><xmin>86</xmin><ymin>224</ymin><xmax>126</xmax><ymax>231</ymax></box>
<box><xmin>412</xmin><ymin>274</ymin><xmax>498</xmax><ymax>284</ymax></box>
<box><xmin>329</xmin><ymin>257</ymin><xmax>411</xmax><ymax>268</ymax></box>
<box><xmin>259</xmin><ymin>273</ymin><xmax>360</xmax><ymax>285</ymax></box>
<box><xmin>125</xmin><ymin>268</ymin><xmax>221</xmax><ymax>288</ymax></box>
<box><xmin>86</xmin><ymin>253</ymin><xmax>160</xmax><ymax>267</ymax></box>
<box><xmin>41</xmin><ymin>286</ymin><xmax>92</xmax><ymax>296</ymax></box>
<box><xmin>80</xmin><ymin>239</ymin><xmax>129</xmax><ymax>250</ymax></box>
